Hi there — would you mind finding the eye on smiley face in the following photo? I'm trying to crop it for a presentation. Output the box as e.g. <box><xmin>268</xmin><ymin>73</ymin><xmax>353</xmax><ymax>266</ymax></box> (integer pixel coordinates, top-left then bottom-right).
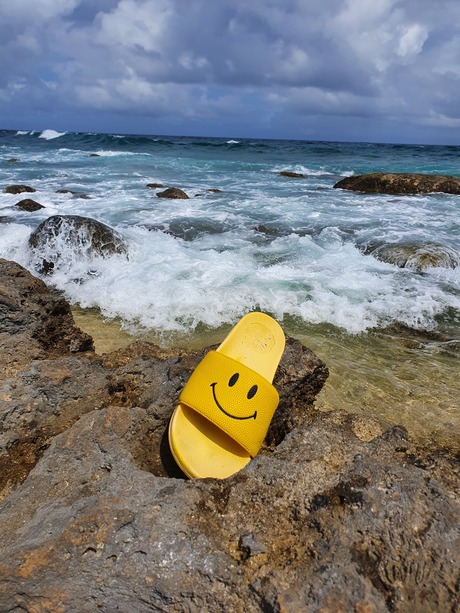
<box><xmin>210</xmin><ymin>371</ymin><xmax>258</xmax><ymax>421</ymax></box>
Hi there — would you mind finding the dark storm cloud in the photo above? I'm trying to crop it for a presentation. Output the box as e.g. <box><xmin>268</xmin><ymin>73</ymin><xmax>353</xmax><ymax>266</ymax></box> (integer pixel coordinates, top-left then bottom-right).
<box><xmin>1</xmin><ymin>0</ymin><xmax>459</xmax><ymax>142</ymax></box>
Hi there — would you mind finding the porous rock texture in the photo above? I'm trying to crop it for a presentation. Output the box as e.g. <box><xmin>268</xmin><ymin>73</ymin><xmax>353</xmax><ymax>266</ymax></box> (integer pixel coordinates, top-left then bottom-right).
<box><xmin>363</xmin><ymin>241</ymin><xmax>460</xmax><ymax>271</ymax></box>
<box><xmin>334</xmin><ymin>172</ymin><xmax>460</xmax><ymax>195</ymax></box>
<box><xmin>0</xmin><ymin>260</ymin><xmax>459</xmax><ymax>612</ymax></box>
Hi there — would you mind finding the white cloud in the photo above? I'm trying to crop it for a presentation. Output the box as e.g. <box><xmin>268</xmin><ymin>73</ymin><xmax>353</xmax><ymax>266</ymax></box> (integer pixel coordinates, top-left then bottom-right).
<box><xmin>0</xmin><ymin>0</ymin><xmax>459</xmax><ymax>142</ymax></box>
<box><xmin>397</xmin><ymin>24</ymin><xmax>428</xmax><ymax>59</ymax></box>
<box><xmin>94</xmin><ymin>0</ymin><xmax>172</xmax><ymax>53</ymax></box>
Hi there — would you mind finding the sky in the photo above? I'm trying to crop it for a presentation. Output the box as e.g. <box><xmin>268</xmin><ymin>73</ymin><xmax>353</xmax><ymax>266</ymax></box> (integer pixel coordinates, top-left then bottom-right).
<box><xmin>1</xmin><ymin>0</ymin><xmax>460</xmax><ymax>145</ymax></box>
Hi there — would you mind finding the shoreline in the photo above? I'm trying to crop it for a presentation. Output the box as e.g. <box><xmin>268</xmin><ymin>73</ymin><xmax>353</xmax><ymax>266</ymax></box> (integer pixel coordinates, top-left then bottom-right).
<box><xmin>72</xmin><ymin>305</ymin><xmax>460</xmax><ymax>452</ymax></box>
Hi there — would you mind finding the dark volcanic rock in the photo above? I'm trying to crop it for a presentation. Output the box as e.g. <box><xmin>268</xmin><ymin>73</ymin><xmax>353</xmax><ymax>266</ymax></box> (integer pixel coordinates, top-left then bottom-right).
<box><xmin>4</xmin><ymin>184</ymin><xmax>36</xmax><ymax>194</ymax></box>
<box><xmin>280</xmin><ymin>171</ymin><xmax>305</xmax><ymax>178</ymax></box>
<box><xmin>6</xmin><ymin>158</ymin><xmax>18</xmax><ymax>163</ymax></box>
<box><xmin>157</xmin><ymin>187</ymin><xmax>189</xmax><ymax>199</ymax></box>
<box><xmin>146</xmin><ymin>183</ymin><xmax>164</xmax><ymax>189</ymax></box>
<box><xmin>28</xmin><ymin>215</ymin><xmax>128</xmax><ymax>273</ymax></box>
<box><xmin>253</xmin><ymin>224</ymin><xmax>283</xmax><ymax>237</ymax></box>
<box><xmin>334</xmin><ymin>172</ymin><xmax>460</xmax><ymax>195</ymax></box>
<box><xmin>364</xmin><ymin>242</ymin><xmax>460</xmax><ymax>271</ymax></box>
<box><xmin>15</xmin><ymin>198</ymin><xmax>45</xmax><ymax>212</ymax></box>
<box><xmin>0</xmin><ymin>261</ymin><xmax>458</xmax><ymax>612</ymax></box>
<box><xmin>55</xmin><ymin>189</ymin><xmax>90</xmax><ymax>199</ymax></box>
<box><xmin>0</xmin><ymin>259</ymin><xmax>93</xmax><ymax>376</ymax></box>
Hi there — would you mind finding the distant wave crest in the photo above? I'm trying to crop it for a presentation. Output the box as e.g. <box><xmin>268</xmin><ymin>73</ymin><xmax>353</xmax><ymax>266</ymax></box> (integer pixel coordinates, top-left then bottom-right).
<box><xmin>39</xmin><ymin>129</ymin><xmax>67</xmax><ymax>140</ymax></box>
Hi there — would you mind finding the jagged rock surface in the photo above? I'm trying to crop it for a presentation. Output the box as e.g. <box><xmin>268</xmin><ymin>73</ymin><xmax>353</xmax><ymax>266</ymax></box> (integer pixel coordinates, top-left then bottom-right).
<box><xmin>0</xmin><ymin>260</ymin><xmax>458</xmax><ymax>613</ymax></box>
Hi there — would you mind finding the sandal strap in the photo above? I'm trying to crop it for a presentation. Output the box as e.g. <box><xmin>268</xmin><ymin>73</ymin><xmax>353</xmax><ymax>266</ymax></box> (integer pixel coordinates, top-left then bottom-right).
<box><xmin>179</xmin><ymin>350</ymin><xmax>279</xmax><ymax>457</ymax></box>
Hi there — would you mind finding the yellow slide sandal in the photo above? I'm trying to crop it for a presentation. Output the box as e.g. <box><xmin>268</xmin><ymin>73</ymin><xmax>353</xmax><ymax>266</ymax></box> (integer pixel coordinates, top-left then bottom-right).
<box><xmin>168</xmin><ymin>312</ymin><xmax>286</xmax><ymax>479</ymax></box>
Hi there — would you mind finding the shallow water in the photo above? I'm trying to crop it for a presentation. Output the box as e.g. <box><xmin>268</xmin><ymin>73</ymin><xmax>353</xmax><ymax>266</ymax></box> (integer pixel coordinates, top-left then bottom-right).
<box><xmin>72</xmin><ymin>307</ymin><xmax>460</xmax><ymax>451</ymax></box>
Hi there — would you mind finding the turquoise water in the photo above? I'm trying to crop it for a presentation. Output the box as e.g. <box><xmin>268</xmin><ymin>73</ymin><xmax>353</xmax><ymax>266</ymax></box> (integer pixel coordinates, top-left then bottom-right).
<box><xmin>1</xmin><ymin>129</ymin><xmax>459</xmax><ymax>447</ymax></box>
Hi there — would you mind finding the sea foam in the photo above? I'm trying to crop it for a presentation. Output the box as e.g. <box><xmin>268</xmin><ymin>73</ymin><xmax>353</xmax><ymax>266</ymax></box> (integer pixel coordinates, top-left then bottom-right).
<box><xmin>39</xmin><ymin>129</ymin><xmax>67</xmax><ymax>140</ymax></box>
<box><xmin>0</xmin><ymin>131</ymin><xmax>459</xmax><ymax>339</ymax></box>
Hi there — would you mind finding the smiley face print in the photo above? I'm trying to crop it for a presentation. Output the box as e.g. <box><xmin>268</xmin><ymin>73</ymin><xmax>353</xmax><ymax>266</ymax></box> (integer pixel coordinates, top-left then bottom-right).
<box><xmin>211</xmin><ymin>371</ymin><xmax>258</xmax><ymax>421</ymax></box>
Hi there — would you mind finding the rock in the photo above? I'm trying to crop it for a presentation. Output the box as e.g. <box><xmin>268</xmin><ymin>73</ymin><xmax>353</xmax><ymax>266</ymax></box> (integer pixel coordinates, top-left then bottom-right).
<box><xmin>157</xmin><ymin>187</ymin><xmax>189</xmax><ymax>199</ymax></box>
<box><xmin>0</xmin><ymin>407</ymin><xmax>458</xmax><ymax>611</ymax></box>
<box><xmin>146</xmin><ymin>183</ymin><xmax>164</xmax><ymax>189</ymax></box>
<box><xmin>0</xmin><ymin>261</ymin><xmax>458</xmax><ymax>612</ymax></box>
<box><xmin>166</xmin><ymin>219</ymin><xmax>226</xmax><ymax>241</ymax></box>
<box><xmin>15</xmin><ymin>198</ymin><xmax>45</xmax><ymax>212</ymax></box>
<box><xmin>207</xmin><ymin>188</ymin><xmax>222</xmax><ymax>193</ymax></box>
<box><xmin>0</xmin><ymin>259</ymin><xmax>93</xmax><ymax>377</ymax></box>
<box><xmin>88</xmin><ymin>153</ymin><xmax>100</xmax><ymax>157</ymax></box>
<box><xmin>334</xmin><ymin>172</ymin><xmax>460</xmax><ymax>195</ymax></box>
<box><xmin>280</xmin><ymin>171</ymin><xmax>305</xmax><ymax>178</ymax></box>
<box><xmin>28</xmin><ymin>215</ymin><xmax>128</xmax><ymax>273</ymax></box>
<box><xmin>3</xmin><ymin>184</ymin><xmax>36</xmax><ymax>194</ymax></box>
<box><xmin>55</xmin><ymin>189</ymin><xmax>91</xmax><ymax>199</ymax></box>
<box><xmin>253</xmin><ymin>224</ymin><xmax>283</xmax><ymax>237</ymax></box>
<box><xmin>364</xmin><ymin>242</ymin><xmax>460</xmax><ymax>271</ymax></box>
<box><xmin>6</xmin><ymin>158</ymin><xmax>18</xmax><ymax>163</ymax></box>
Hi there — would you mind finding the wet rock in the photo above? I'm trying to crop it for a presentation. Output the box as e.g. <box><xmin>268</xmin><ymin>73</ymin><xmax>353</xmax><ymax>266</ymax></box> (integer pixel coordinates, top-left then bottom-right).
<box><xmin>0</xmin><ymin>261</ymin><xmax>458</xmax><ymax>612</ymax></box>
<box><xmin>142</xmin><ymin>219</ymin><xmax>227</xmax><ymax>241</ymax></box>
<box><xmin>0</xmin><ymin>259</ymin><xmax>93</xmax><ymax>377</ymax></box>
<box><xmin>15</xmin><ymin>198</ymin><xmax>45</xmax><ymax>212</ymax></box>
<box><xmin>6</xmin><ymin>158</ymin><xmax>18</xmax><ymax>163</ymax></box>
<box><xmin>157</xmin><ymin>187</ymin><xmax>189</xmax><ymax>199</ymax></box>
<box><xmin>253</xmin><ymin>224</ymin><xmax>283</xmax><ymax>237</ymax></box>
<box><xmin>55</xmin><ymin>189</ymin><xmax>91</xmax><ymax>199</ymax></box>
<box><xmin>28</xmin><ymin>215</ymin><xmax>128</xmax><ymax>273</ymax></box>
<box><xmin>207</xmin><ymin>188</ymin><xmax>222</xmax><ymax>193</ymax></box>
<box><xmin>146</xmin><ymin>183</ymin><xmax>164</xmax><ymax>189</ymax></box>
<box><xmin>334</xmin><ymin>172</ymin><xmax>460</xmax><ymax>195</ymax></box>
<box><xmin>3</xmin><ymin>184</ymin><xmax>36</xmax><ymax>194</ymax></box>
<box><xmin>88</xmin><ymin>153</ymin><xmax>100</xmax><ymax>157</ymax></box>
<box><xmin>364</xmin><ymin>242</ymin><xmax>460</xmax><ymax>271</ymax></box>
<box><xmin>280</xmin><ymin>171</ymin><xmax>305</xmax><ymax>178</ymax></box>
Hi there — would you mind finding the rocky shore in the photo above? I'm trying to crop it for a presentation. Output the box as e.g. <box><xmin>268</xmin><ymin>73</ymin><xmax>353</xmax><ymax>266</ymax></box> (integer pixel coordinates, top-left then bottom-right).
<box><xmin>334</xmin><ymin>172</ymin><xmax>460</xmax><ymax>195</ymax></box>
<box><xmin>0</xmin><ymin>259</ymin><xmax>459</xmax><ymax>611</ymax></box>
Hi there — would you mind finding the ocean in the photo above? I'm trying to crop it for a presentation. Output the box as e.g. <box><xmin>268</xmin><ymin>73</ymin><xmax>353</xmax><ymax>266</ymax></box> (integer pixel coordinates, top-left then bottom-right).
<box><xmin>1</xmin><ymin>129</ymin><xmax>459</xmax><ymax>448</ymax></box>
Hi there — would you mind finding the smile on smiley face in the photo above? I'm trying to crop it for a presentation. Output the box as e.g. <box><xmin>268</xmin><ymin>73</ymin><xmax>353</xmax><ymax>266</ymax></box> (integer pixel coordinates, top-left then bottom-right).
<box><xmin>210</xmin><ymin>372</ymin><xmax>258</xmax><ymax>420</ymax></box>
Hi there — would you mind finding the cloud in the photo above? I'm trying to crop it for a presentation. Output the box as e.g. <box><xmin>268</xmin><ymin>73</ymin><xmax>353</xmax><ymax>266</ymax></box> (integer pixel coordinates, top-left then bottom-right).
<box><xmin>0</xmin><ymin>0</ymin><xmax>459</xmax><ymax>142</ymax></box>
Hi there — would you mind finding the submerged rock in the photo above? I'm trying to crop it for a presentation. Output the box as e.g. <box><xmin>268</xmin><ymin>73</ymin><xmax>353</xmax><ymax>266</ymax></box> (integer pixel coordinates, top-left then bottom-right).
<box><xmin>364</xmin><ymin>242</ymin><xmax>460</xmax><ymax>271</ymax></box>
<box><xmin>279</xmin><ymin>171</ymin><xmax>305</xmax><ymax>178</ymax></box>
<box><xmin>253</xmin><ymin>224</ymin><xmax>283</xmax><ymax>237</ymax></box>
<box><xmin>146</xmin><ymin>183</ymin><xmax>164</xmax><ymax>189</ymax></box>
<box><xmin>0</xmin><ymin>261</ymin><xmax>458</xmax><ymax>612</ymax></box>
<box><xmin>157</xmin><ymin>187</ymin><xmax>189</xmax><ymax>199</ymax></box>
<box><xmin>28</xmin><ymin>215</ymin><xmax>128</xmax><ymax>273</ymax></box>
<box><xmin>334</xmin><ymin>172</ymin><xmax>460</xmax><ymax>195</ymax></box>
<box><xmin>55</xmin><ymin>189</ymin><xmax>91</xmax><ymax>199</ymax></box>
<box><xmin>15</xmin><ymin>198</ymin><xmax>45</xmax><ymax>212</ymax></box>
<box><xmin>3</xmin><ymin>184</ymin><xmax>36</xmax><ymax>194</ymax></box>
